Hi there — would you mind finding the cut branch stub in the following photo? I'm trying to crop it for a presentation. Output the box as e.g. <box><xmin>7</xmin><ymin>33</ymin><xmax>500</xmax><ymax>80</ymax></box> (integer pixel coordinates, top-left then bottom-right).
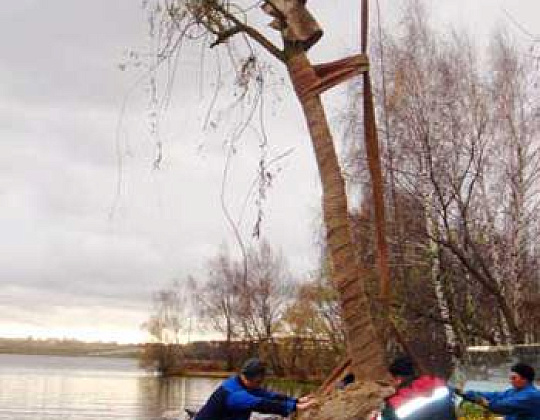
<box><xmin>261</xmin><ymin>0</ymin><xmax>323</xmax><ymax>51</ymax></box>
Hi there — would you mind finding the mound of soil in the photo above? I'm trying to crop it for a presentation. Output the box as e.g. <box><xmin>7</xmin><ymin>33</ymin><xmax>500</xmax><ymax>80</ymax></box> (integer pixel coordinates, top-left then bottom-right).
<box><xmin>299</xmin><ymin>380</ymin><xmax>394</xmax><ymax>420</ymax></box>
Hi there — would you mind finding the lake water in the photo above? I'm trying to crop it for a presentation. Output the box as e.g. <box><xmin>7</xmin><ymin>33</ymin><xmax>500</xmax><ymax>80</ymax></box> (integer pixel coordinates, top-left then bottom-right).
<box><xmin>0</xmin><ymin>354</ymin><xmax>220</xmax><ymax>420</ymax></box>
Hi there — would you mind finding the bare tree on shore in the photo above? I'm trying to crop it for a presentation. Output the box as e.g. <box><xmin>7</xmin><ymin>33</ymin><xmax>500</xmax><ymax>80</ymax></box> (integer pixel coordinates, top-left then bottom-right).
<box><xmin>343</xmin><ymin>1</ymin><xmax>540</xmax><ymax>353</ymax></box>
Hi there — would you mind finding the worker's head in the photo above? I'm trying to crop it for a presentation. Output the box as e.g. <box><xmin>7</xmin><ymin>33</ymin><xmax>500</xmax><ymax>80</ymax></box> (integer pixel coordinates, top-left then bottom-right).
<box><xmin>240</xmin><ymin>358</ymin><xmax>267</xmax><ymax>389</ymax></box>
<box><xmin>510</xmin><ymin>362</ymin><xmax>535</xmax><ymax>389</ymax></box>
<box><xmin>388</xmin><ymin>356</ymin><xmax>416</xmax><ymax>386</ymax></box>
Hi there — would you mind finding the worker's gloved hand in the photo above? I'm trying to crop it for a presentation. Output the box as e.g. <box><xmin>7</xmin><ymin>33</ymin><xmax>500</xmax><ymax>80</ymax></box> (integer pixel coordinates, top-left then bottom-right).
<box><xmin>298</xmin><ymin>395</ymin><xmax>315</xmax><ymax>404</ymax></box>
<box><xmin>367</xmin><ymin>409</ymin><xmax>380</xmax><ymax>420</ymax></box>
<box><xmin>451</xmin><ymin>385</ymin><xmax>463</xmax><ymax>396</ymax></box>
<box><xmin>296</xmin><ymin>396</ymin><xmax>318</xmax><ymax>410</ymax></box>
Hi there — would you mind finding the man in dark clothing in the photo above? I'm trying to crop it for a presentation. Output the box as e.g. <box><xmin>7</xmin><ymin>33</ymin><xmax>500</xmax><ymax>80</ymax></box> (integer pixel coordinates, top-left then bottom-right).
<box><xmin>463</xmin><ymin>362</ymin><xmax>540</xmax><ymax>420</ymax></box>
<box><xmin>370</xmin><ymin>356</ymin><xmax>456</xmax><ymax>420</ymax></box>
<box><xmin>194</xmin><ymin>358</ymin><xmax>317</xmax><ymax>420</ymax></box>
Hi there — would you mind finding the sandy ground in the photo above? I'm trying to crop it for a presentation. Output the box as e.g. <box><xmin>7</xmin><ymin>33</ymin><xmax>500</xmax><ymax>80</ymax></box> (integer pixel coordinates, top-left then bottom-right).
<box><xmin>298</xmin><ymin>381</ymin><xmax>394</xmax><ymax>420</ymax></box>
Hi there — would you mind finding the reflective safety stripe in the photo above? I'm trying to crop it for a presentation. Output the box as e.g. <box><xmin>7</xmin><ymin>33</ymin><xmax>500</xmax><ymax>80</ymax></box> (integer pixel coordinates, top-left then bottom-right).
<box><xmin>395</xmin><ymin>387</ymin><xmax>450</xmax><ymax>419</ymax></box>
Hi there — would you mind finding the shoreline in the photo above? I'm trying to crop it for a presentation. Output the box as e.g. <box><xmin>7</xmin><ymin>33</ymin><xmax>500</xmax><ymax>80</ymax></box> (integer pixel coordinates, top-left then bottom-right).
<box><xmin>166</xmin><ymin>369</ymin><xmax>234</xmax><ymax>378</ymax></box>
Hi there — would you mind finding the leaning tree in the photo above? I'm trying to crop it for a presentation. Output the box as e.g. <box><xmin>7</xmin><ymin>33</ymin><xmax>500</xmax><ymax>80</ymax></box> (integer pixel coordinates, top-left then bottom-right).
<box><xmin>142</xmin><ymin>0</ymin><xmax>390</xmax><ymax>380</ymax></box>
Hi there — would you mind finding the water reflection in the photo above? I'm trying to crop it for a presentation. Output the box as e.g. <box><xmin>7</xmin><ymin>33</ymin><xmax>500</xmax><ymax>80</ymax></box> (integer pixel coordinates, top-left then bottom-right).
<box><xmin>0</xmin><ymin>354</ymin><xmax>219</xmax><ymax>420</ymax></box>
<box><xmin>136</xmin><ymin>375</ymin><xmax>220</xmax><ymax>419</ymax></box>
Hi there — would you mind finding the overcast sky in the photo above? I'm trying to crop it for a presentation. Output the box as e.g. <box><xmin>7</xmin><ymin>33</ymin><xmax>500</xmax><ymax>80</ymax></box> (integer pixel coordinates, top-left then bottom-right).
<box><xmin>1</xmin><ymin>1</ymin><xmax>538</xmax><ymax>343</ymax></box>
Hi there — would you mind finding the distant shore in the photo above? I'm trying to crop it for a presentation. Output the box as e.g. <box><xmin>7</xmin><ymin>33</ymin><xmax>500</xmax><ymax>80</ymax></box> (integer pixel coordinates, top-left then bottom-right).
<box><xmin>0</xmin><ymin>337</ymin><xmax>140</xmax><ymax>358</ymax></box>
<box><xmin>165</xmin><ymin>368</ymin><xmax>233</xmax><ymax>378</ymax></box>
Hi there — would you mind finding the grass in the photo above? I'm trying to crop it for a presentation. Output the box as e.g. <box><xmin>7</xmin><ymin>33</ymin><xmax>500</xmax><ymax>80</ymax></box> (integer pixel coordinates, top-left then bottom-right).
<box><xmin>456</xmin><ymin>402</ymin><xmax>500</xmax><ymax>420</ymax></box>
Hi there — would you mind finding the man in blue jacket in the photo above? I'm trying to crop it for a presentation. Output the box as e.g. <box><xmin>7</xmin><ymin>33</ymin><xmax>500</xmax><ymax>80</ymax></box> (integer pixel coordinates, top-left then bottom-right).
<box><xmin>464</xmin><ymin>362</ymin><xmax>540</xmax><ymax>420</ymax></box>
<box><xmin>194</xmin><ymin>358</ymin><xmax>317</xmax><ymax>420</ymax></box>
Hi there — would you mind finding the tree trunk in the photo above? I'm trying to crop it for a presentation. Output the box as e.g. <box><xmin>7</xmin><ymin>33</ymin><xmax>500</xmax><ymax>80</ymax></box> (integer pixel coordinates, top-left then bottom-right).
<box><xmin>285</xmin><ymin>50</ymin><xmax>387</xmax><ymax>380</ymax></box>
<box><xmin>226</xmin><ymin>317</ymin><xmax>234</xmax><ymax>371</ymax></box>
<box><xmin>509</xmin><ymin>141</ymin><xmax>526</xmax><ymax>336</ymax></box>
<box><xmin>425</xmin><ymin>193</ymin><xmax>459</xmax><ymax>358</ymax></box>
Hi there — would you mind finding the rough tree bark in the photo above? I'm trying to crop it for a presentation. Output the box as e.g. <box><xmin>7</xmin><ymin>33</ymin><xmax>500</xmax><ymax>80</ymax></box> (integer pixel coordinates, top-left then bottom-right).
<box><xmin>285</xmin><ymin>48</ymin><xmax>387</xmax><ymax>379</ymax></box>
